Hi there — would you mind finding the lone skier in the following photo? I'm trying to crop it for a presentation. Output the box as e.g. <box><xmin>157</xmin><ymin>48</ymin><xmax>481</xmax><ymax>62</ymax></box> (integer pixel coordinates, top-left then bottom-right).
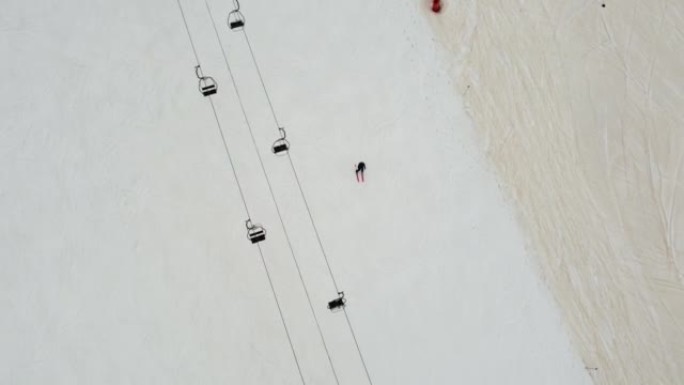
<box><xmin>355</xmin><ymin>162</ymin><xmax>366</xmax><ymax>183</ymax></box>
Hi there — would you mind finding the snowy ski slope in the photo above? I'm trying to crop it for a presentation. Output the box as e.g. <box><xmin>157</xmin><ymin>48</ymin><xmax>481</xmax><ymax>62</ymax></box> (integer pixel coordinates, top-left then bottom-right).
<box><xmin>1</xmin><ymin>0</ymin><xmax>590</xmax><ymax>384</ymax></box>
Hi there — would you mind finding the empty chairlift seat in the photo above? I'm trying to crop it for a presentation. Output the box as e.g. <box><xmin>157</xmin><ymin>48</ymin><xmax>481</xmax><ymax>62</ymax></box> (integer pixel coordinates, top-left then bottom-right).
<box><xmin>327</xmin><ymin>292</ymin><xmax>346</xmax><ymax>311</ymax></box>
<box><xmin>246</xmin><ymin>219</ymin><xmax>266</xmax><ymax>244</ymax></box>
<box><xmin>227</xmin><ymin>0</ymin><xmax>245</xmax><ymax>31</ymax></box>
<box><xmin>195</xmin><ymin>65</ymin><xmax>217</xmax><ymax>97</ymax></box>
<box><xmin>228</xmin><ymin>11</ymin><xmax>245</xmax><ymax>30</ymax></box>
<box><xmin>271</xmin><ymin>127</ymin><xmax>290</xmax><ymax>155</ymax></box>
<box><xmin>199</xmin><ymin>77</ymin><xmax>217</xmax><ymax>96</ymax></box>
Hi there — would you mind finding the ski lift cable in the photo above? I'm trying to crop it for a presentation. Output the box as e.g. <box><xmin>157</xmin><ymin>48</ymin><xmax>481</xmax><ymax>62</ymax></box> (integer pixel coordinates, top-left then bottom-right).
<box><xmin>174</xmin><ymin>0</ymin><xmax>202</xmax><ymax>65</ymax></box>
<box><xmin>343</xmin><ymin>308</ymin><xmax>374</xmax><ymax>384</ymax></box>
<box><xmin>207</xmin><ymin>97</ymin><xmax>251</xmax><ymax>215</ymax></box>
<box><xmin>235</xmin><ymin>9</ymin><xmax>375</xmax><ymax>385</ymax></box>
<box><xmin>238</xmin><ymin>21</ymin><xmax>342</xmax><ymax>295</ymax></box>
<box><xmin>204</xmin><ymin>3</ymin><xmax>341</xmax><ymax>385</ymax></box>
<box><xmin>172</xmin><ymin>2</ymin><xmax>306</xmax><ymax>384</ymax></box>
<box><xmin>288</xmin><ymin>154</ymin><xmax>375</xmax><ymax>385</ymax></box>
<box><xmin>242</xmin><ymin>30</ymin><xmax>282</xmax><ymax>128</ymax></box>
<box><xmin>256</xmin><ymin>243</ymin><xmax>307</xmax><ymax>385</ymax></box>
<box><xmin>285</xmin><ymin>156</ymin><xmax>341</xmax><ymax>293</ymax></box>
<box><xmin>173</xmin><ymin>0</ymin><xmax>251</xmax><ymax>217</ymax></box>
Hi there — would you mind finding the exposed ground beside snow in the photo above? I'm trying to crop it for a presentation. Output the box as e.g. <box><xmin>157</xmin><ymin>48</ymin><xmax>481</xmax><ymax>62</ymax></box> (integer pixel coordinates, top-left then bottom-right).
<box><xmin>429</xmin><ymin>0</ymin><xmax>684</xmax><ymax>384</ymax></box>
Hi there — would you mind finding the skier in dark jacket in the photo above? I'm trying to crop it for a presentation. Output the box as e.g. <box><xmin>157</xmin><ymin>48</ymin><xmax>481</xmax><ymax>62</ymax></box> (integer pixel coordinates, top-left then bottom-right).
<box><xmin>355</xmin><ymin>162</ymin><xmax>366</xmax><ymax>183</ymax></box>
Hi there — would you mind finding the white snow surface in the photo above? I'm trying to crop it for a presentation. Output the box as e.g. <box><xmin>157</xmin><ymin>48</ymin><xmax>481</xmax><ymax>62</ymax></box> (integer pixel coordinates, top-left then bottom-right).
<box><xmin>0</xmin><ymin>0</ymin><xmax>591</xmax><ymax>384</ymax></box>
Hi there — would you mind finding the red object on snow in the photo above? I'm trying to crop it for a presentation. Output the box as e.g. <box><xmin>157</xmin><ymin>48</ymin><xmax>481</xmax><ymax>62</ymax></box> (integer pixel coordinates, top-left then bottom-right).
<box><xmin>432</xmin><ymin>0</ymin><xmax>442</xmax><ymax>13</ymax></box>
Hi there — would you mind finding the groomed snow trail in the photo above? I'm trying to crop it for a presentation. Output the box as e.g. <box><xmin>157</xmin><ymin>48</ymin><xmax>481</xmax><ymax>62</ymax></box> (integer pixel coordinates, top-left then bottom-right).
<box><xmin>1</xmin><ymin>0</ymin><xmax>590</xmax><ymax>384</ymax></box>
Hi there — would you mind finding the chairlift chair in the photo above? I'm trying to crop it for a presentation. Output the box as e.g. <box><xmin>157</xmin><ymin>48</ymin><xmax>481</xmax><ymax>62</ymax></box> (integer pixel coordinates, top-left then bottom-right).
<box><xmin>227</xmin><ymin>0</ymin><xmax>245</xmax><ymax>30</ymax></box>
<box><xmin>271</xmin><ymin>127</ymin><xmax>290</xmax><ymax>155</ymax></box>
<box><xmin>327</xmin><ymin>292</ymin><xmax>346</xmax><ymax>311</ymax></box>
<box><xmin>195</xmin><ymin>65</ymin><xmax>218</xmax><ymax>97</ymax></box>
<box><xmin>228</xmin><ymin>10</ymin><xmax>245</xmax><ymax>30</ymax></box>
<box><xmin>199</xmin><ymin>77</ymin><xmax>218</xmax><ymax>96</ymax></box>
<box><xmin>246</xmin><ymin>219</ymin><xmax>266</xmax><ymax>244</ymax></box>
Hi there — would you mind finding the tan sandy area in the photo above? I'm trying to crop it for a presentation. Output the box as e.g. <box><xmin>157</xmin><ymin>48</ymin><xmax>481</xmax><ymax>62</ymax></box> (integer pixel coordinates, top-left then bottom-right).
<box><xmin>428</xmin><ymin>0</ymin><xmax>684</xmax><ymax>383</ymax></box>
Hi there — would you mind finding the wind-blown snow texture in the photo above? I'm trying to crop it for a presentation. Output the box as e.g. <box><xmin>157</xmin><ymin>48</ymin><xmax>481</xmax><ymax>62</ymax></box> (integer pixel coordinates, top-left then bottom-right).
<box><xmin>430</xmin><ymin>0</ymin><xmax>684</xmax><ymax>384</ymax></box>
